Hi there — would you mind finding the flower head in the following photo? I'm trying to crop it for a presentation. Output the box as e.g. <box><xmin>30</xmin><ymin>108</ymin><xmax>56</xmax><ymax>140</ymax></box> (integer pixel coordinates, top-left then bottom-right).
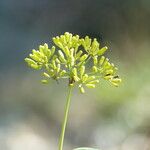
<box><xmin>25</xmin><ymin>32</ymin><xmax>121</xmax><ymax>93</ymax></box>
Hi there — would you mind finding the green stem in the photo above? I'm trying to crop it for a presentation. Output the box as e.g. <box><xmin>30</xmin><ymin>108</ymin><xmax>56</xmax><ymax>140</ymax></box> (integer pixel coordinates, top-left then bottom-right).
<box><xmin>85</xmin><ymin>56</ymin><xmax>91</xmax><ymax>64</ymax></box>
<box><xmin>58</xmin><ymin>85</ymin><xmax>73</xmax><ymax>150</ymax></box>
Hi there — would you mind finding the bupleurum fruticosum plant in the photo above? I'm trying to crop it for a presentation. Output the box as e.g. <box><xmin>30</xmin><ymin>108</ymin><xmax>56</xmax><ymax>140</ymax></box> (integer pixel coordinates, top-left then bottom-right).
<box><xmin>25</xmin><ymin>32</ymin><xmax>121</xmax><ymax>150</ymax></box>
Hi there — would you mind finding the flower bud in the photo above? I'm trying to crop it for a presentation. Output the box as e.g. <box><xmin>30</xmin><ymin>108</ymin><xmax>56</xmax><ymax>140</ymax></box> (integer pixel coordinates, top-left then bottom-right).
<box><xmin>89</xmin><ymin>80</ymin><xmax>99</xmax><ymax>84</ymax></box>
<box><xmin>97</xmin><ymin>46</ymin><xmax>108</xmax><ymax>56</ymax></box>
<box><xmin>87</xmin><ymin>76</ymin><xmax>95</xmax><ymax>81</ymax></box>
<box><xmin>82</xmin><ymin>74</ymin><xmax>88</xmax><ymax>82</ymax></box>
<box><xmin>58</xmin><ymin>50</ymin><xmax>66</xmax><ymax>63</ymax></box>
<box><xmin>92</xmin><ymin>66</ymin><xmax>98</xmax><ymax>72</ymax></box>
<box><xmin>80</xmin><ymin>54</ymin><xmax>88</xmax><ymax>62</ymax></box>
<box><xmin>93</xmin><ymin>56</ymin><xmax>98</xmax><ymax>65</ymax></box>
<box><xmin>49</xmin><ymin>69</ymin><xmax>54</xmax><ymax>76</ymax></box>
<box><xmin>30</xmin><ymin>64</ymin><xmax>41</xmax><ymax>70</ymax></box>
<box><xmin>91</xmin><ymin>38</ymin><xmax>99</xmax><ymax>54</ymax></box>
<box><xmin>57</xmin><ymin>42</ymin><xmax>64</xmax><ymax>49</ymax></box>
<box><xmin>51</xmin><ymin>46</ymin><xmax>55</xmax><ymax>56</ymax></box>
<box><xmin>105</xmin><ymin>69</ymin><xmax>114</xmax><ymax>75</ymax></box>
<box><xmin>99</xmin><ymin>56</ymin><xmax>105</xmax><ymax>65</ymax></box>
<box><xmin>55</xmin><ymin>58</ymin><xmax>60</xmax><ymax>64</ymax></box>
<box><xmin>111</xmin><ymin>82</ymin><xmax>119</xmax><ymax>87</ymax></box>
<box><xmin>64</xmin><ymin>46</ymin><xmax>70</xmax><ymax>56</ymax></box>
<box><xmin>52</xmin><ymin>60</ymin><xmax>56</xmax><ymax>69</ymax></box>
<box><xmin>29</xmin><ymin>54</ymin><xmax>41</xmax><ymax>62</ymax></box>
<box><xmin>41</xmin><ymin>79</ymin><xmax>48</xmax><ymax>84</ymax></box>
<box><xmin>56</xmin><ymin>64</ymin><xmax>61</xmax><ymax>73</ymax></box>
<box><xmin>43</xmin><ymin>72</ymin><xmax>50</xmax><ymax>78</ymax></box>
<box><xmin>65</xmin><ymin>32</ymin><xmax>72</xmax><ymax>42</ymax></box>
<box><xmin>25</xmin><ymin>58</ymin><xmax>36</xmax><ymax>65</ymax></box>
<box><xmin>84</xmin><ymin>36</ymin><xmax>91</xmax><ymax>48</ymax></box>
<box><xmin>111</xmin><ymin>78</ymin><xmax>122</xmax><ymax>83</ymax></box>
<box><xmin>80</xmin><ymin>65</ymin><xmax>85</xmax><ymax>77</ymax></box>
<box><xmin>79</xmin><ymin>84</ymin><xmax>85</xmax><ymax>94</ymax></box>
<box><xmin>72</xmin><ymin>68</ymin><xmax>77</xmax><ymax>76</ymax></box>
<box><xmin>70</xmin><ymin>48</ymin><xmax>74</xmax><ymax>57</ymax></box>
<box><xmin>104</xmin><ymin>75</ymin><xmax>113</xmax><ymax>80</ymax></box>
<box><xmin>58</xmin><ymin>50</ymin><xmax>65</xmax><ymax>58</ymax></box>
<box><xmin>85</xmin><ymin>84</ymin><xmax>95</xmax><ymax>88</ymax></box>
<box><xmin>60</xmin><ymin>70</ymin><xmax>67</xmax><ymax>77</ymax></box>
<box><xmin>76</xmin><ymin>50</ymin><xmax>83</xmax><ymax>59</ymax></box>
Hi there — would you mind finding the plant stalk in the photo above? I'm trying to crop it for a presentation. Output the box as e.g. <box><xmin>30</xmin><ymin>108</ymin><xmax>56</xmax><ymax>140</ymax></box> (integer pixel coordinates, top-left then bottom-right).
<box><xmin>58</xmin><ymin>85</ymin><xmax>73</xmax><ymax>150</ymax></box>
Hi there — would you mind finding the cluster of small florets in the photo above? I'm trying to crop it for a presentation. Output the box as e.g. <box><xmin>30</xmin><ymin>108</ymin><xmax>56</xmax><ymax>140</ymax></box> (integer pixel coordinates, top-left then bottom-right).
<box><xmin>25</xmin><ymin>32</ymin><xmax>121</xmax><ymax>93</ymax></box>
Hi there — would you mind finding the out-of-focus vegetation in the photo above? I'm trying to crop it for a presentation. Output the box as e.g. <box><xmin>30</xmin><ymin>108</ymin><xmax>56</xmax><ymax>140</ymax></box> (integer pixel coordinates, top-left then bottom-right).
<box><xmin>0</xmin><ymin>0</ymin><xmax>150</xmax><ymax>150</ymax></box>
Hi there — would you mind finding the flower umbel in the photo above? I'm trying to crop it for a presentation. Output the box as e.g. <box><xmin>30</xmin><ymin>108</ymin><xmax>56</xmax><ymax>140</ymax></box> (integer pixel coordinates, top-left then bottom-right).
<box><xmin>25</xmin><ymin>32</ymin><xmax>121</xmax><ymax>93</ymax></box>
<box><xmin>25</xmin><ymin>32</ymin><xmax>122</xmax><ymax>150</ymax></box>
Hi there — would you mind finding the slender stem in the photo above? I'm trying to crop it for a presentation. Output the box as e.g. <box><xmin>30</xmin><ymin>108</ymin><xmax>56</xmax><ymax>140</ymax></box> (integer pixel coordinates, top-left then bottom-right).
<box><xmin>58</xmin><ymin>85</ymin><xmax>73</xmax><ymax>150</ymax></box>
<box><xmin>85</xmin><ymin>56</ymin><xmax>91</xmax><ymax>64</ymax></box>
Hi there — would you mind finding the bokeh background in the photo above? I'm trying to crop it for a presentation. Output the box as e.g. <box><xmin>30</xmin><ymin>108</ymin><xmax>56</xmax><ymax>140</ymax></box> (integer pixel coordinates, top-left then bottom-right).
<box><xmin>0</xmin><ymin>0</ymin><xmax>150</xmax><ymax>150</ymax></box>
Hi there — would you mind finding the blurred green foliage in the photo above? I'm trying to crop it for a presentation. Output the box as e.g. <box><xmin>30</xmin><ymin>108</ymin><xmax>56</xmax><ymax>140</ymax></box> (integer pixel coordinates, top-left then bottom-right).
<box><xmin>0</xmin><ymin>0</ymin><xmax>150</xmax><ymax>149</ymax></box>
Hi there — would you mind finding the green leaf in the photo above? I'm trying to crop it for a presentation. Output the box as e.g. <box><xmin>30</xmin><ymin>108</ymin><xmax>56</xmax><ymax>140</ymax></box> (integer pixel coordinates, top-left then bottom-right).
<box><xmin>73</xmin><ymin>147</ymin><xmax>100</xmax><ymax>150</ymax></box>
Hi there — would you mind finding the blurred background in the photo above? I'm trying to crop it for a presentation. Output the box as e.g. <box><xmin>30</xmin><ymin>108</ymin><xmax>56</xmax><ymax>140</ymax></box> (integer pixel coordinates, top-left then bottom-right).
<box><xmin>0</xmin><ymin>0</ymin><xmax>150</xmax><ymax>150</ymax></box>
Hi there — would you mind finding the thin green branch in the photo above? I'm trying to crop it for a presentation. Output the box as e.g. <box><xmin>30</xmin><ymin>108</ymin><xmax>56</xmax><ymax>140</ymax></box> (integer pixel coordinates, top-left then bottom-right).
<box><xmin>58</xmin><ymin>85</ymin><xmax>73</xmax><ymax>150</ymax></box>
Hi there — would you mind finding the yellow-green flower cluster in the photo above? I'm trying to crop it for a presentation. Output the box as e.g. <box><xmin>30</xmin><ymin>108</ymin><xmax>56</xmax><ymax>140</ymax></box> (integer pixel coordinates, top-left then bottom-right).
<box><xmin>25</xmin><ymin>32</ymin><xmax>121</xmax><ymax>93</ymax></box>
<box><xmin>25</xmin><ymin>43</ymin><xmax>55</xmax><ymax>69</ymax></box>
